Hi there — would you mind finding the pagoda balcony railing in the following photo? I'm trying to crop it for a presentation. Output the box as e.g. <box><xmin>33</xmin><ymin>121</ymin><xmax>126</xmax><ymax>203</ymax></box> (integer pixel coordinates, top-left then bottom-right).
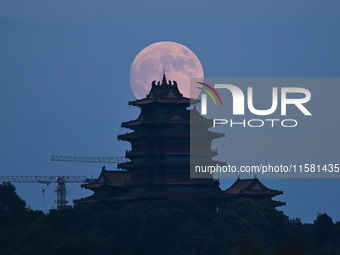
<box><xmin>125</xmin><ymin>149</ymin><xmax>189</xmax><ymax>156</ymax></box>
<box><xmin>125</xmin><ymin>149</ymin><xmax>218</xmax><ymax>157</ymax></box>
<box><xmin>126</xmin><ymin>178</ymin><xmax>219</xmax><ymax>185</ymax></box>
<box><xmin>191</xmin><ymin>149</ymin><xmax>218</xmax><ymax>154</ymax></box>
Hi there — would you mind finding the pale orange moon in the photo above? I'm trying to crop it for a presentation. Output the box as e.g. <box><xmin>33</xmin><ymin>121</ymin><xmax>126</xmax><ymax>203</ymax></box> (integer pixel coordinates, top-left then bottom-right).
<box><xmin>129</xmin><ymin>41</ymin><xmax>204</xmax><ymax>99</ymax></box>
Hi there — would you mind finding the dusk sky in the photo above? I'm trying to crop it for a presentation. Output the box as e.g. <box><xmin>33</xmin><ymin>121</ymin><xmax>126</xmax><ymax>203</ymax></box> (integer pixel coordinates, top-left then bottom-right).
<box><xmin>1</xmin><ymin>1</ymin><xmax>339</xmax><ymax>223</ymax></box>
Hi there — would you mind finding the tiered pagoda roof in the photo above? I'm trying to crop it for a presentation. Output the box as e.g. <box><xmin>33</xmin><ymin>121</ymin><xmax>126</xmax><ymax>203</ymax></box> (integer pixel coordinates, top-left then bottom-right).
<box><xmin>128</xmin><ymin>73</ymin><xmax>199</xmax><ymax>107</ymax></box>
<box><xmin>77</xmin><ymin>168</ymin><xmax>131</xmax><ymax>203</ymax></box>
<box><xmin>82</xmin><ymin>168</ymin><xmax>130</xmax><ymax>189</ymax></box>
<box><xmin>225</xmin><ymin>177</ymin><xmax>285</xmax><ymax>207</ymax></box>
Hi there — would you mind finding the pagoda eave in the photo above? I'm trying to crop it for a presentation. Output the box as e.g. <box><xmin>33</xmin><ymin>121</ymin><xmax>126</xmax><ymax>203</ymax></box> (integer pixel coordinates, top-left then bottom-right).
<box><xmin>128</xmin><ymin>98</ymin><xmax>193</xmax><ymax>107</ymax></box>
<box><xmin>121</xmin><ymin>119</ymin><xmax>195</xmax><ymax>128</ymax></box>
<box><xmin>118</xmin><ymin>160</ymin><xmax>190</xmax><ymax>169</ymax></box>
<box><xmin>118</xmin><ymin>131</ymin><xmax>190</xmax><ymax>140</ymax></box>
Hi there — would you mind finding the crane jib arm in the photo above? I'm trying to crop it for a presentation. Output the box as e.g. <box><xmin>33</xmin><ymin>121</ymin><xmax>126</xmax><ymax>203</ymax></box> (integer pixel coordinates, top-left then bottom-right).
<box><xmin>0</xmin><ymin>176</ymin><xmax>89</xmax><ymax>183</ymax></box>
<box><xmin>51</xmin><ymin>155</ymin><xmax>128</xmax><ymax>163</ymax></box>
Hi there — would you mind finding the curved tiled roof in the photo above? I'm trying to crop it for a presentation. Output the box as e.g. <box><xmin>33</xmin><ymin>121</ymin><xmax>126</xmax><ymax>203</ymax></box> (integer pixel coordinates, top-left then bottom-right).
<box><xmin>225</xmin><ymin>177</ymin><xmax>283</xmax><ymax>196</ymax></box>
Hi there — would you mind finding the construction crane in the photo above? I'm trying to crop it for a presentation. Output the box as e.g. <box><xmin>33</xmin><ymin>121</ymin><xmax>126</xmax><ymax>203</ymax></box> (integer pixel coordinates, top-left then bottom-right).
<box><xmin>51</xmin><ymin>155</ymin><xmax>128</xmax><ymax>164</ymax></box>
<box><xmin>0</xmin><ymin>176</ymin><xmax>91</xmax><ymax>209</ymax></box>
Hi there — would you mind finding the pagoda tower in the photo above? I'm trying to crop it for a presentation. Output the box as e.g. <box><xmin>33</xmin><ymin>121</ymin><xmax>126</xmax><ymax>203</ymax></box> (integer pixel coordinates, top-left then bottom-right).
<box><xmin>77</xmin><ymin>74</ymin><xmax>284</xmax><ymax>210</ymax></box>
<box><xmin>115</xmin><ymin>74</ymin><xmax>225</xmax><ymax>210</ymax></box>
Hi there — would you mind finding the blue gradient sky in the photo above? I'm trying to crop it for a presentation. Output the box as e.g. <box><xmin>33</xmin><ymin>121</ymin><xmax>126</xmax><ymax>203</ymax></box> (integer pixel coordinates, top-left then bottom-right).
<box><xmin>0</xmin><ymin>1</ymin><xmax>339</xmax><ymax>222</ymax></box>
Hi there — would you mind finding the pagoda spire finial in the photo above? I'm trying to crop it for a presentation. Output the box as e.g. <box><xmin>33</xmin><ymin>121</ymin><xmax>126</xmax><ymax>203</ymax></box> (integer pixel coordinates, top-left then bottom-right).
<box><xmin>161</xmin><ymin>68</ymin><xmax>167</xmax><ymax>86</ymax></box>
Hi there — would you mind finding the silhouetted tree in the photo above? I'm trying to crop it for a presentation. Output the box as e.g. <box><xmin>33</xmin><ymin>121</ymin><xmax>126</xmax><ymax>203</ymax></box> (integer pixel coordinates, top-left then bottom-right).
<box><xmin>1</xmin><ymin>190</ymin><xmax>340</xmax><ymax>255</ymax></box>
<box><xmin>313</xmin><ymin>213</ymin><xmax>335</xmax><ymax>245</ymax></box>
<box><xmin>0</xmin><ymin>182</ymin><xmax>26</xmax><ymax>225</ymax></box>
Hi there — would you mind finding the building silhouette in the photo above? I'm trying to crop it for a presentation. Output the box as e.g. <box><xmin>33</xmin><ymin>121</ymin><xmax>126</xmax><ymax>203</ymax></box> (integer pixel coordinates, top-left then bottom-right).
<box><xmin>77</xmin><ymin>74</ymin><xmax>285</xmax><ymax>210</ymax></box>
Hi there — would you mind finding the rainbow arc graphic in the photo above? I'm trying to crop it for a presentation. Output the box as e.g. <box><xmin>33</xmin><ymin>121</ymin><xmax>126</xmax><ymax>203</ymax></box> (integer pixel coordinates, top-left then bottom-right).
<box><xmin>196</xmin><ymin>82</ymin><xmax>222</xmax><ymax>106</ymax></box>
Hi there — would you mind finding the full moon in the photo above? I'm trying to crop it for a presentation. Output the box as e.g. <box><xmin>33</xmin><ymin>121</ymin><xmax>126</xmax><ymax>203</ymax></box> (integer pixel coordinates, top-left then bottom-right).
<box><xmin>129</xmin><ymin>41</ymin><xmax>204</xmax><ymax>99</ymax></box>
